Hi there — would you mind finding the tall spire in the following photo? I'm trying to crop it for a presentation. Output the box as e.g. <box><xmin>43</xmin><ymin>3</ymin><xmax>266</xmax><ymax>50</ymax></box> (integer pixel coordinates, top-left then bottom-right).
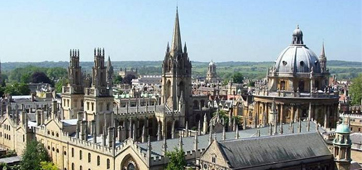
<box><xmin>171</xmin><ymin>6</ymin><xmax>182</xmax><ymax>55</ymax></box>
<box><xmin>320</xmin><ymin>42</ymin><xmax>326</xmax><ymax>57</ymax></box>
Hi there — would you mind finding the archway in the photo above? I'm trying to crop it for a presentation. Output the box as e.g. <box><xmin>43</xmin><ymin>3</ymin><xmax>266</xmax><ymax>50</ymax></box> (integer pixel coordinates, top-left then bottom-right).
<box><xmin>120</xmin><ymin>154</ymin><xmax>139</xmax><ymax>170</ymax></box>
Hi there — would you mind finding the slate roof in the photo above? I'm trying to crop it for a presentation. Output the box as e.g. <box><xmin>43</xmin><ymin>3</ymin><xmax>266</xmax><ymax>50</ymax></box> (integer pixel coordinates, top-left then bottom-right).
<box><xmin>217</xmin><ymin>132</ymin><xmax>331</xmax><ymax>169</ymax></box>
<box><xmin>137</xmin><ymin>121</ymin><xmax>323</xmax><ymax>159</ymax></box>
<box><xmin>114</xmin><ymin>105</ymin><xmax>168</xmax><ymax>114</ymax></box>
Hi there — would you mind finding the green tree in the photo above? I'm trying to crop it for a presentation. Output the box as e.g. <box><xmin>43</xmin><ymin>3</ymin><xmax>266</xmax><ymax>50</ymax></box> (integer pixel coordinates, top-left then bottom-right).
<box><xmin>20</xmin><ymin>73</ymin><xmax>31</xmax><ymax>83</ymax></box>
<box><xmin>20</xmin><ymin>140</ymin><xmax>50</xmax><ymax>170</ymax></box>
<box><xmin>350</xmin><ymin>74</ymin><xmax>362</xmax><ymax>105</ymax></box>
<box><xmin>55</xmin><ymin>78</ymin><xmax>68</xmax><ymax>93</ymax></box>
<box><xmin>113</xmin><ymin>75</ymin><xmax>123</xmax><ymax>85</ymax></box>
<box><xmin>165</xmin><ymin>148</ymin><xmax>186</xmax><ymax>170</ymax></box>
<box><xmin>232</xmin><ymin>72</ymin><xmax>244</xmax><ymax>84</ymax></box>
<box><xmin>40</xmin><ymin>161</ymin><xmax>58</xmax><ymax>170</ymax></box>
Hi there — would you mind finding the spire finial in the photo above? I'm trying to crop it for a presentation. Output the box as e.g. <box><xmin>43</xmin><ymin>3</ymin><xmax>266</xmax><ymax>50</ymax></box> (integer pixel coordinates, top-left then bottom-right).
<box><xmin>171</xmin><ymin>5</ymin><xmax>182</xmax><ymax>55</ymax></box>
<box><xmin>297</xmin><ymin>24</ymin><xmax>299</xmax><ymax>29</ymax></box>
<box><xmin>321</xmin><ymin>41</ymin><xmax>326</xmax><ymax>57</ymax></box>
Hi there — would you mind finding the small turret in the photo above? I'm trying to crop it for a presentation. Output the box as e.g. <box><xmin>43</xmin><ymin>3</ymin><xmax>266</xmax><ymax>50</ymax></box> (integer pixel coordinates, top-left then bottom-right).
<box><xmin>333</xmin><ymin>118</ymin><xmax>351</xmax><ymax>170</ymax></box>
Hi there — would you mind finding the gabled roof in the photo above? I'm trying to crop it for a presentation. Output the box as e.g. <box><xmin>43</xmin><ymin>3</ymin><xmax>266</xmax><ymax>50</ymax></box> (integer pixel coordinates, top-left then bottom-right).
<box><xmin>217</xmin><ymin>132</ymin><xmax>331</xmax><ymax>169</ymax></box>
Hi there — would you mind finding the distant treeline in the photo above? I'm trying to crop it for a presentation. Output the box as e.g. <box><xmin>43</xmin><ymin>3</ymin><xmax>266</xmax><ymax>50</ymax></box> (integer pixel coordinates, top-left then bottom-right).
<box><xmin>1</xmin><ymin>60</ymin><xmax>361</xmax><ymax>80</ymax></box>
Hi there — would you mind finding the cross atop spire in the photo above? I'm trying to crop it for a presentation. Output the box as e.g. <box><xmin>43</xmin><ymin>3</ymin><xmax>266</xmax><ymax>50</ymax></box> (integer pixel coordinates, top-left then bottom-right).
<box><xmin>171</xmin><ymin>6</ymin><xmax>183</xmax><ymax>55</ymax></box>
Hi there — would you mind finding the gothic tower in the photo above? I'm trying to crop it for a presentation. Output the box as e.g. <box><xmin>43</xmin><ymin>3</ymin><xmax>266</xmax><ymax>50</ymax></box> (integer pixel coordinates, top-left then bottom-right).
<box><xmin>319</xmin><ymin>43</ymin><xmax>327</xmax><ymax>73</ymax></box>
<box><xmin>106</xmin><ymin>56</ymin><xmax>114</xmax><ymax>89</ymax></box>
<box><xmin>206</xmin><ymin>61</ymin><xmax>217</xmax><ymax>83</ymax></box>
<box><xmin>84</xmin><ymin>48</ymin><xmax>114</xmax><ymax>134</ymax></box>
<box><xmin>61</xmin><ymin>49</ymin><xmax>85</xmax><ymax>119</ymax></box>
<box><xmin>333</xmin><ymin>118</ymin><xmax>351</xmax><ymax>170</ymax></box>
<box><xmin>162</xmin><ymin>7</ymin><xmax>192</xmax><ymax>119</ymax></box>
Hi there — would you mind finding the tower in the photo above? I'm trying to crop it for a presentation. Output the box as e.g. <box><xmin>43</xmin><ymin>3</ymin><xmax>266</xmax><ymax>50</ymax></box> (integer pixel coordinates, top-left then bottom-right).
<box><xmin>319</xmin><ymin>43</ymin><xmax>327</xmax><ymax>73</ymax></box>
<box><xmin>61</xmin><ymin>49</ymin><xmax>84</xmax><ymax>119</ymax></box>
<box><xmin>161</xmin><ymin>7</ymin><xmax>192</xmax><ymax>119</ymax></box>
<box><xmin>84</xmin><ymin>48</ymin><xmax>114</xmax><ymax>134</ymax></box>
<box><xmin>333</xmin><ymin>118</ymin><xmax>351</xmax><ymax>170</ymax></box>
<box><xmin>106</xmin><ymin>56</ymin><xmax>114</xmax><ymax>89</ymax></box>
<box><xmin>206</xmin><ymin>61</ymin><xmax>217</xmax><ymax>83</ymax></box>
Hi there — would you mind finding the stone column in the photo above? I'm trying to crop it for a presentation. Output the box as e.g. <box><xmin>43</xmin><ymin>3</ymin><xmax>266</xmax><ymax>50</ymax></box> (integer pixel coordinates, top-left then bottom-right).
<box><xmin>280</xmin><ymin>104</ymin><xmax>284</xmax><ymax>124</ymax></box>
<box><xmin>290</xmin><ymin>104</ymin><xmax>294</xmax><ymax>123</ymax></box>
<box><xmin>162</xmin><ymin>119</ymin><xmax>166</xmax><ymax>139</ymax></box>
<box><xmin>263</xmin><ymin>103</ymin><xmax>268</xmax><ymax>126</ymax></box>
<box><xmin>295</xmin><ymin>105</ymin><xmax>299</xmax><ymax>122</ymax></box>
<box><xmin>171</xmin><ymin>120</ymin><xmax>175</xmax><ymax>139</ymax></box>
<box><xmin>326</xmin><ymin>106</ymin><xmax>330</xmax><ymax>128</ymax></box>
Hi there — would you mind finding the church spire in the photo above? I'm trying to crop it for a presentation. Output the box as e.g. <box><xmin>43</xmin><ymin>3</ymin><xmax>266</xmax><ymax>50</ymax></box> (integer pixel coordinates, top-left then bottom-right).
<box><xmin>171</xmin><ymin>6</ymin><xmax>182</xmax><ymax>55</ymax></box>
<box><xmin>321</xmin><ymin>42</ymin><xmax>326</xmax><ymax>57</ymax></box>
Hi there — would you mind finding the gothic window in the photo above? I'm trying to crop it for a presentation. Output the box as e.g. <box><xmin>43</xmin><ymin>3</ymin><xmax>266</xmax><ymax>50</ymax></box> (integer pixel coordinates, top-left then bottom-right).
<box><xmin>299</xmin><ymin>80</ymin><xmax>304</xmax><ymax>92</ymax></box>
<box><xmin>193</xmin><ymin>100</ymin><xmax>199</xmax><ymax>110</ymax></box>
<box><xmin>91</xmin><ymin>103</ymin><xmax>94</xmax><ymax>111</ymax></box>
<box><xmin>87</xmin><ymin>102</ymin><xmax>89</xmax><ymax>110</ymax></box>
<box><xmin>280</xmin><ymin>81</ymin><xmax>285</xmax><ymax>90</ymax></box>
<box><xmin>107</xmin><ymin>158</ymin><xmax>110</xmax><ymax>169</ymax></box>
<box><xmin>315</xmin><ymin>80</ymin><xmax>319</xmax><ymax>90</ymax></box>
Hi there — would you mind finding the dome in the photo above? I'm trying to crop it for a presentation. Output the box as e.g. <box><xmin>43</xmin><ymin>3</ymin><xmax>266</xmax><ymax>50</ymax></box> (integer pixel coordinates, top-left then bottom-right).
<box><xmin>275</xmin><ymin>45</ymin><xmax>321</xmax><ymax>73</ymax></box>
<box><xmin>335</xmin><ymin>124</ymin><xmax>350</xmax><ymax>134</ymax></box>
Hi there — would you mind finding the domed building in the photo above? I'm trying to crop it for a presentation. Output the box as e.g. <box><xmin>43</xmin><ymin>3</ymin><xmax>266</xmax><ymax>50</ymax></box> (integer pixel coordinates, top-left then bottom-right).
<box><xmin>206</xmin><ymin>60</ymin><xmax>218</xmax><ymax>83</ymax></box>
<box><xmin>250</xmin><ymin>26</ymin><xmax>339</xmax><ymax>129</ymax></box>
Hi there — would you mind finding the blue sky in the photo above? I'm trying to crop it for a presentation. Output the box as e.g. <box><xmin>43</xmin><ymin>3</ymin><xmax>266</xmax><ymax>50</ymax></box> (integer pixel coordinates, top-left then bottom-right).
<box><xmin>0</xmin><ymin>0</ymin><xmax>361</xmax><ymax>62</ymax></box>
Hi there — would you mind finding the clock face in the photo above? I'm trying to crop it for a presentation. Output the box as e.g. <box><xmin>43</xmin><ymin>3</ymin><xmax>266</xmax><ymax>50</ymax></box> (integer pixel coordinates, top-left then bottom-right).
<box><xmin>203</xmin><ymin>163</ymin><xmax>208</xmax><ymax>169</ymax></box>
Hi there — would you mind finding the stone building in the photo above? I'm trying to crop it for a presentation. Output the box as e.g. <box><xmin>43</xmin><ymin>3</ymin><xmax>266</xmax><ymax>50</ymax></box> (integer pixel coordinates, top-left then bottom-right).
<box><xmin>0</xmin><ymin>8</ymin><xmax>355</xmax><ymax>170</ymax></box>
<box><xmin>206</xmin><ymin>61</ymin><xmax>218</xmax><ymax>84</ymax></box>
<box><xmin>251</xmin><ymin>26</ymin><xmax>339</xmax><ymax>129</ymax></box>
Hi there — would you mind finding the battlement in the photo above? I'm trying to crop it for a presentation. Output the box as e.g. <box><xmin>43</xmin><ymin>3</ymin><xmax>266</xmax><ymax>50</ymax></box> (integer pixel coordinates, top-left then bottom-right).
<box><xmin>70</xmin><ymin>49</ymin><xmax>80</xmax><ymax>58</ymax></box>
<box><xmin>94</xmin><ymin>48</ymin><xmax>105</xmax><ymax>58</ymax></box>
<box><xmin>67</xmin><ymin>136</ymin><xmax>113</xmax><ymax>155</ymax></box>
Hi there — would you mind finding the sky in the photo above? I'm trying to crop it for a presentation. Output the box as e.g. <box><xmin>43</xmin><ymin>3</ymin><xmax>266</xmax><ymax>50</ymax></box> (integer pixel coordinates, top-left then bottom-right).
<box><xmin>0</xmin><ymin>0</ymin><xmax>361</xmax><ymax>62</ymax></box>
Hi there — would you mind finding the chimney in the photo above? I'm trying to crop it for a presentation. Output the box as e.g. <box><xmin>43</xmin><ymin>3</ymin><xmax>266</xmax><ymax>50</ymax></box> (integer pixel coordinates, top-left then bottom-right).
<box><xmin>108</xmin><ymin>127</ymin><xmax>115</xmax><ymax>147</ymax></box>
<box><xmin>76</xmin><ymin>120</ymin><xmax>81</xmax><ymax>139</ymax></box>
<box><xmin>51</xmin><ymin>100</ymin><xmax>57</xmax><ymax>118</ymax></box>
<box><xmin>80</xmin><ymin>121</ymin><xmax>87</xmax><ymax>140</ymax></box>
<box><xmin>117</xmin><ymin>126</ymin><xmax>122</xmax><ymax>142</ymax></box>
<box><xmin>92</xmin><ymin>120</ymin><xmax>97</xmax><ymax>143</ymax></box>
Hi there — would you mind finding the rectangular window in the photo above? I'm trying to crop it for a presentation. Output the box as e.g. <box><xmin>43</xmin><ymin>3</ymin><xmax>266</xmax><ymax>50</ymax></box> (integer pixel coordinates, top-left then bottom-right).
<box><xmin>91</xmin><ymin>103</ymin><xmax>94</xmax><ymax>111</ymax></box>
<box><xmin>87</xmin><ymin>102</ymin><xmax>89</xmax><ymax>110</ymax></box>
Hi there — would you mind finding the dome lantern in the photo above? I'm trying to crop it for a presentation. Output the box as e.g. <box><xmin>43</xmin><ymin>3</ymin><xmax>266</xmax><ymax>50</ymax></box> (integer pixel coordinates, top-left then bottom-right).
<box><xmin>292</xmin><ymin>25</ymin><xmax>304</xmax><ymax>45</ymax></box>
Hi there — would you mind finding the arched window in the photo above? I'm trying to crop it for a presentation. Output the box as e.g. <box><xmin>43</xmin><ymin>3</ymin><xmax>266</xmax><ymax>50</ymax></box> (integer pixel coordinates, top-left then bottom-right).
<box><xmin>71</xmin><ymin>148</ymin><xmax>74</xmax><ymax>157</ymax></box>
<box><xmin>97</xmin><ymin>156</ymin><xmax>100</xmax><ymax>166</ymax></box>
<box><xmin>107</xmin><ymin>158</ymin><xmax>110</xmax><ymax>169</ymax></box>
<box><xmin>80</xmin><ymin>166</ymin><xmax>82</xmax><ymax>170</ymax></box>
<box><xmin>88</xmin><ymin>153</ymin><xmax>91</xmax><ymax>163</ymax></box>
<box><xmin>79</xmin><ymin>150</ymin><xmax>82</xmax><ymax>160</ymax></box>
<box><xmin>71</xmin><ymin>163</ymin><xmax>74</xmax><ymax>170</ymax></box>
